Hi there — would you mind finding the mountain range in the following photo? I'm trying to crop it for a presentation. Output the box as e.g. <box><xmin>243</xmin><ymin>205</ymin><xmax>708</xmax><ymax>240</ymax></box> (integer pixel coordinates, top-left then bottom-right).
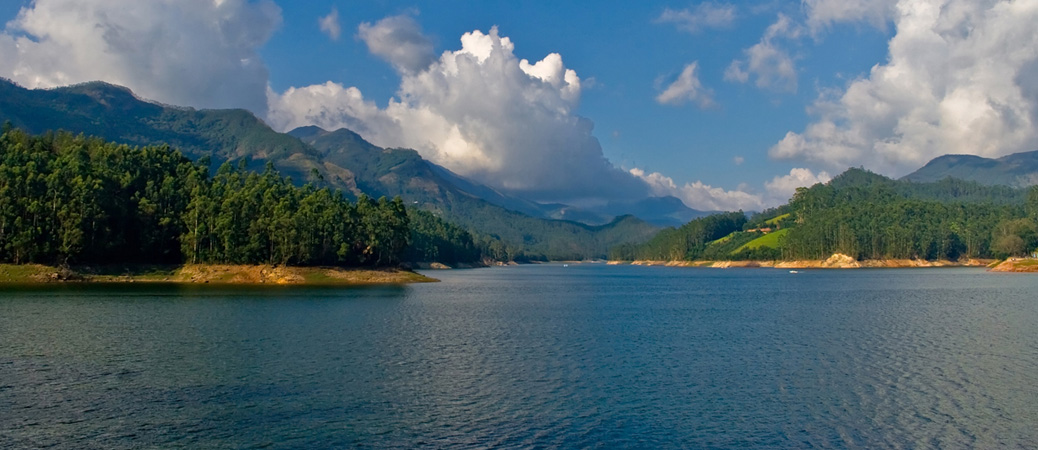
<box><xmin>0</xmin><ymin>78</ymin><xmax>684</xmax><ymax>259</ymax></box>
<box><xmin>6</xmin><ymin>78</ymin><xmax>1031</xmax><ymax>260</ymax></box>
<box><xmin>902</xmin><ymin>151</ymin><xmax>1038</xmax><ymax>187</ymax></box>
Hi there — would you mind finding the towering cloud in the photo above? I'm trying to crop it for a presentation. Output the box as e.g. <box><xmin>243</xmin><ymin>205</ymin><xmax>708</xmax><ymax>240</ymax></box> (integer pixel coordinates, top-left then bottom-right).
<box><xmin>0</xmin><ymin>0</ymin><xmax>280</xmax><ymax>114</ymax></box>
<box><xmin>773</xmin><ymin>0</ymin><xmax>1038</xmax><ymax>174</ymax></box>
<box><xmin>269</xmin><ymin>23</ymin><xmax>649</xmax><ymax>204</ymax></box>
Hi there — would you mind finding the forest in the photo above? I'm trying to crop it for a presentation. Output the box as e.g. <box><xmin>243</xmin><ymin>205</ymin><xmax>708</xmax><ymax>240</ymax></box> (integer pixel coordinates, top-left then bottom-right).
<box><xmin>612</xmin><ymin>168</ymin><xmax>1038</xmax><ymax>262</ymax></box>
<box><xmin>0</xmin><ymin>128</ymin><xmax>481</xmax><ymax>267</ymax></box>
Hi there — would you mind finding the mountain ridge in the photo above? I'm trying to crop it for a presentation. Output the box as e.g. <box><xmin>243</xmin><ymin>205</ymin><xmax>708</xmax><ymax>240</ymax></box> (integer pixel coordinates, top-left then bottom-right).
<box><xmin>0</xmin><ymin>78</ymin><xmax>659</xmax><ymax>259</ymax></box>
<box><xmin>903</xmin><ymin>150</ymin><xmax>1038</xmax><ymax>187</ymax></box>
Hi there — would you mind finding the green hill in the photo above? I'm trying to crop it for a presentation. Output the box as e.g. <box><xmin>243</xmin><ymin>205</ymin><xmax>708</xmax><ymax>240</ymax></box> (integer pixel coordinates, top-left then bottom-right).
<box><xmin>733</xmin><ymin>229</ymin><xmax>789</xmax><ymax>254</ymax></box>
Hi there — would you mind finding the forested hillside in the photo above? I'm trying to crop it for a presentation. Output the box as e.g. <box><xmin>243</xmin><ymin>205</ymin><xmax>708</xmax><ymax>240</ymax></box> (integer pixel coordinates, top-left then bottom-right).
<box><xmin>0</xmin><ymin>79</ymin><xmax>659</xmax><ymax>261</ymax></box>
<box><xmin>613</xmin><ymin>168</ymin><xmax>1038</xmax><ymax>262</ymax></box>
<box><xmin>781</xmin><ymin>175</ymin><xmax>1036</xmax><ymax>260</ymax></box>
<box><xmin>0</xmin><ymin>129</ymin><xmax>478</xmax><ymax>267</ymax></box>
<box><xmin>0</xmin><ymin>79</ymin><xmax>321</xmax><ymax>177</ymax></box>
<box><xmin>291</xmin><ymin>126</ymin><xmax>661</xmax><ymax>261</ymax></box>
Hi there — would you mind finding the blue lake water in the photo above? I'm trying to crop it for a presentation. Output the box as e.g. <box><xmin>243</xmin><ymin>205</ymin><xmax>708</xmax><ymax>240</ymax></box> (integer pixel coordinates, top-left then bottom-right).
<box><xmin>2</xmin><ymin>264</ymin><xmax>1037</xmax><ymax>449</ymax></box>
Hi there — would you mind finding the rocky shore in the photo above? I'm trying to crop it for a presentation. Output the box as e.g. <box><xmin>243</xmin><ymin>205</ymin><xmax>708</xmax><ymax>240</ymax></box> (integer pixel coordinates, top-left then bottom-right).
<box><xmin>611</xmin><ymin>253</ymin><xmax>995</xmax><ymax>269</ymax></box>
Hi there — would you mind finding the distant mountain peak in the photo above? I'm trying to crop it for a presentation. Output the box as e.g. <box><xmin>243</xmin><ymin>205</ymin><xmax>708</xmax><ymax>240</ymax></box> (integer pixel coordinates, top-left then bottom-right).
<box><xmin>55</xmin><ymin>81</ymin><xmax>163</xmax><ymax>109</ymax></box>
<box><xmin>903</xmin><ymin>150</ymin><xmax>1038</xmax><ymax>187</ymax></box>
<box><xmin>285</xmin><ymin>125</ymin><xmax>328</xmax><ymax>141</ymax></box>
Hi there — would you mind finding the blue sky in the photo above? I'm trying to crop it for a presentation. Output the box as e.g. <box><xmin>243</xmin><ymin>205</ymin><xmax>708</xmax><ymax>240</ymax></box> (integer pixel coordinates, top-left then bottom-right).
<box><xmin>2</xmin><ymin>1</ymin><xmax>1036</xmax><ymax>210</ymax></box>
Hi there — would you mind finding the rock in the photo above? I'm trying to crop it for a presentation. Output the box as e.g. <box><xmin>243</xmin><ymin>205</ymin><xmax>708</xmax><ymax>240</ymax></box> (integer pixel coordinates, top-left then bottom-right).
<box><xmin>822</xmin><ymin>253</ymin><xmax>860</xmax><ymax>268</ymax></box>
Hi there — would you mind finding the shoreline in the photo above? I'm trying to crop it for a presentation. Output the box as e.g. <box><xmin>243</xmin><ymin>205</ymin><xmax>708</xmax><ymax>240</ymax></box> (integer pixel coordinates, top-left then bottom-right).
<box><xmin>0</xmin><ymin>263</ymin><xmax>437</xmax><ymax>286</ymax></box>
<box><xmin>609</xmin><ymin>253</ymin><xmax>999</xmax><ymax>269</ymax></box>
<box><xmin>989</xmin><ymin>258</ymin><xmax>1038</xmax><ymax>273</ymax></box>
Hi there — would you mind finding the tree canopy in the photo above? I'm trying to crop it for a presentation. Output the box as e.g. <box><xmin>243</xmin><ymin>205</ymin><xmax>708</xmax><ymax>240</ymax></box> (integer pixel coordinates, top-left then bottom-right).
<box><xmin>0</xmin><ymin>129</ymin><xmax>480</xmax><ymax>267</ymax></box>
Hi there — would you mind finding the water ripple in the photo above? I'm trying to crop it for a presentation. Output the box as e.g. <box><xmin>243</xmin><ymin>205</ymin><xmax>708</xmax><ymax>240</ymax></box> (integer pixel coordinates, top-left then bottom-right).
<box><xmin>2</xmin><ymin>266</ymin><xmax>1037</xmax><ymax>448</ymax></box>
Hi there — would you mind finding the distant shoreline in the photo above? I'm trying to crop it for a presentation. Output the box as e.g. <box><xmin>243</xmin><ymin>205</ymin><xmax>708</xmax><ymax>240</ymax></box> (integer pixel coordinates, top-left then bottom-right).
<box><xmin>608</xmin><ymin>254</ymin><xmax>1002</xmax><ymax>270</ymax></box>
<box><xmin>0</xmin><ymin>264</ymin><xmax>437</xmax><ymax>285</ymax></box>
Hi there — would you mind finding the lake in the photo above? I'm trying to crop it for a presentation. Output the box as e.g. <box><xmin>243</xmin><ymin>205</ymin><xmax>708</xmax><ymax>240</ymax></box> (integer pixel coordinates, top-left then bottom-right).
<box><xmin>2</xmin><ymin>265</ymin><xmax>1037</xmax><ymax>449</ymax></box>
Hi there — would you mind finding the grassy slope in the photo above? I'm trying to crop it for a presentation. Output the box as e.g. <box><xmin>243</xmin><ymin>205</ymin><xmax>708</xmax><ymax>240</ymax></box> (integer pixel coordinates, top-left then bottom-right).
<box><xmin>708</xmin><ymin>231</ymin><xmax>739</xmax><ymax>246</ymax></box>
<box><xmin>764</xmin><ymin>213</ymin><xmax>790</xmax><ymax>226</ymax></box>
<box><xmin>732</xmin><ymin>228</ymin><xmax>790</xmax><ymax>254</ymax></box>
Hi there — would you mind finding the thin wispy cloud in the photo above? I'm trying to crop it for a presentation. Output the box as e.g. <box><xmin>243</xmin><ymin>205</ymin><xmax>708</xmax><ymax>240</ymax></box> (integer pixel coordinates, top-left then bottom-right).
<box><xmin>656</xmin><ymin>61</ymin><xmax>715</xmax><ymax>108</ymax></box>
<box><xmin>724</xmin><ymin>13</ymin><xmax>801</xmax><ymax>93</ymax></box>
<box><xmin>656</xmin><ymin>3</ymin><xmax>737</xmax><ymax>33</ymax></box>
<box><xmin>803</xmin><ymin>0</ymin><xmax>896</xmax><ymax>34</ymax></box>
<box><xmin>319</xmin><ymin>7</ymin><xmax>341</xmax><ymax>41</ymax></box>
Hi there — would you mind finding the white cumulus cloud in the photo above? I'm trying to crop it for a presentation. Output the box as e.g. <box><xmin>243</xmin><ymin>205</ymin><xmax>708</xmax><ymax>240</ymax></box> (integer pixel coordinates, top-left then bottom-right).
<box><xmin>656</xmin><ymin>3</ymin><xmax>737</xmax><ymax>33</ymax></box>
<box><xmin>656</xmin><ymin>61</ymin><xmax>715</xmax><ymax>108</ymax></box>
<box><xmin>357</xmin><ymin>14</ymin><xmax>436</xmax><ymax>74</ymax></box>
<box><xmin>725</xmin><ymin>13</ymin><xmax>801</xmax><ymax>92</ymax></box>
<box><xmin>0</xmin><ymin>0</ymin><xmax>280</xmax><ymax>114</ymax></box>
<box><xmin>763</xmin><ymin>168</ymin><xmax>831</xmax><ymax>203</ymax></box>
<box><xmin>772</xmin><ymin>0</ymin><xmax>1038</xmax><ymax>175</ymax></box>
<box><xmin>630</xmin><ymin>166</ymin><xmax>831</xmax><ymax>211</ymax></box>
<box><xmin>270</xmin><ymin>25</ymin><xmax>649</xmax><ymax>204</ymax></box>
<box><xmin>630</xmin><ymin>167</ymin><xmax>764</xmax><ymax>211</ymax></box>
<box><xmin>265</xmin><ymin>81</ymin><xmax>400</xmax><ymax>141</ymax></box>
<box><xmin>319</xmin><ymin>7</ymin><xmax>341</xmax><ymax>41</ymax></box>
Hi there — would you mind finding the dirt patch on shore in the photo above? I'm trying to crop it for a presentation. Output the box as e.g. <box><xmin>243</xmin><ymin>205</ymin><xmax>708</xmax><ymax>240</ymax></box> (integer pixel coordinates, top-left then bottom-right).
<box><xmin>989</xmin><ymin>258</ymin><xmax>1038</xmax><ymax>273</ymax></box>
<box><xmin>161</xmin><ymin>264</ymin><xmax>435</xmax><ymax>285</ymax></box>
<box><xmin>174</xmin><ymin>265</ymin><xmax>305</xmax><ymax>284</ymax></box>
<box><xmin>0</xmin><ymin>264</ymin><xmax>436</xmax><ymax>285</ymax></box>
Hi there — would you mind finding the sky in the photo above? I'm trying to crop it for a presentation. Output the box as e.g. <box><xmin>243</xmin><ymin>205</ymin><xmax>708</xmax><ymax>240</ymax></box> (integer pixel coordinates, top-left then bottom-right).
<box><xmin>1</xmin><ymin>0</ymin><xmax>1036</xmax><ymax>211</ymax></box>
